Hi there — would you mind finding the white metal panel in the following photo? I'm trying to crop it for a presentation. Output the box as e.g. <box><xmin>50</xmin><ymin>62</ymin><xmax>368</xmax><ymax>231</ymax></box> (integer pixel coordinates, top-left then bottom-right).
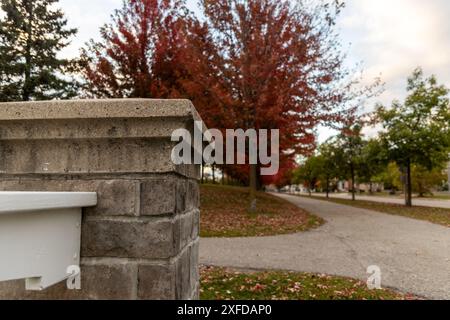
<box><xmin>0</xmin><ymin>192</ymin><xmax>97</xmax><ymax>291</ymax></box>
<box><xmin>0</xmin><ymin>208</ymin><xmax>82</xmax><ymax>290</ymax></box>
<box><xmin>0</xmin><ymin>192</ymin><xmax>97</xmax><ymax>214</ymax></box>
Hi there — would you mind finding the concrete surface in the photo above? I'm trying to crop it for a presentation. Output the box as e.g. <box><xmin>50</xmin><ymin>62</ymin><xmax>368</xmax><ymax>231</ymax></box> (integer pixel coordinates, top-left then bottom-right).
<box><xmin>0</xmin><ymin>99</ymin><xmax>198</xmax><ymax>120</ymax></box>
<box><xmin>0</xmin><ymin>99</ymin><xmax>202</xmax><ymax>300</ymax></box>
<box><xmin>304</xmin><ymin>192</ymin><xmax>450</xmax><ymax>209</ymax></box>
<box><xmin>200</xmin><ymin>194</ymin><xmax>450</xmax><ymax>299</ymax></box>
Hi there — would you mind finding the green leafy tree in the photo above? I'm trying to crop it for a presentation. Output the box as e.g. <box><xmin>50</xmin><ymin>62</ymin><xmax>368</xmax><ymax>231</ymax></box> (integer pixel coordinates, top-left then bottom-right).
<box><xmin>333</xmin><ymin>124</ymin><xmax>366</xmax><ymax>201</ymax></box>
<box><xmin>374</xmin><ymin>162</ymin><xmax>403</xmax><ymax>194</ymax></box>
<box><xmin>317</xmin><ymin>142</ymin><xmax>342</xmax><ymax>198</ymax></box>
<box><xmin>292</xmin><ymin>156</ymin><xmax>324</xmax><ymax>196</ymax></box>
<box><xmin>0</xmin><ymin>0</ymin><xmax>78</xmax><ymax>101</ymax></box>
<box><xmin>377</xmin><ymin>68</ymin><xmax>450</xmax><ymax>206</ymax></box>
<box><xmin>411</xmin><ymin>164</ymin><xmax>447</xmax><ymax>197</ymax></box>
<box><xmin>359</xmin><ymin>139</ymin><xmax>386</xmax><ymax>193</ymax></box>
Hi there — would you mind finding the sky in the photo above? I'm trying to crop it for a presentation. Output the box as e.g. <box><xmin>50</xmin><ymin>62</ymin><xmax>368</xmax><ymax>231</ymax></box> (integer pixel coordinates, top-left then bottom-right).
<box><xmin>58</xmin><ymin>0</ymin><xmax>450</xmax><ymax>142</ymax></box>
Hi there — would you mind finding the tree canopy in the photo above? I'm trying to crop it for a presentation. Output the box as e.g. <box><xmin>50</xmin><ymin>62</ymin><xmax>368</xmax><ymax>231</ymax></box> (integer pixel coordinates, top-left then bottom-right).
<box><xmin>81</xmin><ymin>0</ymin><xmax>190</xmax><ymax>99</ymax></box>
<box><xmin>80</xmin><ymin>0</ymin><xmax>378</xmax><ymax>199</ymax></box>
<box><xmin>0</xmin><ymin>0</ymin><xmax>78</xmax><ymax>101</ymax></box>
<box><xmin>377</xmin><ymin>67</ymin><xmax>450</xmax><ymax>206</ymax></box>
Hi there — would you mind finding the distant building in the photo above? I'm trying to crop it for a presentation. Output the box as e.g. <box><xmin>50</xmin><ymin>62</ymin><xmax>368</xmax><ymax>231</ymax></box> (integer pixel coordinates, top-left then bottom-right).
<box><xmin>337</xmin><ymin>181</ymin><xmax>384</xmax><ymax>193</ymax></box>
<box><xmin>284</xmin><ymin>185</ymin><xmax>309</xmax><ymax>193</ymax></box>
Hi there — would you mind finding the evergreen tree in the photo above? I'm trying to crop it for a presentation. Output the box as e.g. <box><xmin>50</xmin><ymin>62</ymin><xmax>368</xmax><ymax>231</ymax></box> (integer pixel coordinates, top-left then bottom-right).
<box><xmin>0</xmin><ymin>0</ymin><xmax>78</xmax><ymax>101</ymax></box>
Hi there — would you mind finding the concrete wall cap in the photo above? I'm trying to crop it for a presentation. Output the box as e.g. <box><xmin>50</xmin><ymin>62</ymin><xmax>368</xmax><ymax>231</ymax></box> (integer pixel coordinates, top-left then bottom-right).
<box><xmin>0</xmin><ymin>99</ymin><xmax>201</xmax><ymax>121</ymax></box>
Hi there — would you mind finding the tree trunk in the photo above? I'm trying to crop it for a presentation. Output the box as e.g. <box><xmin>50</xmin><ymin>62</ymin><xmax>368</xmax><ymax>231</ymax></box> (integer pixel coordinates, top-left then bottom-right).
<box><xmin>351</xmin><ymin>165</ymin><xmax>356</xmax><ymax>201</ymax></box>
<box><xmin>249</xmin><ymin>164</ymin><xmax>258</xmax><ymax>212</ymax></box>
<box><xmin>326</xmin><ymin>177</ymin><xmax>330</xmax><ymax>199</ymax></box>
<box><xmin>256</xmin><ymin>165</ymin><xmax>262</xmax><ymax>191</ymax></box>
<box><xmin>201</xmin><ymin>164</ymin><xmax>205</xmax><ymax>184</ymax></box>
<box><xmin>23</xmin><ymin>1</ymin><xmax>33</xmax><ymax>101</ymax></box>
<box><xmin>212</xmin><ymin>165</ymin><xmax>216</xmax><ymax>184</ymax></box>
<box><xmin>405</xmin><ymin>160</ymin><xmax>413</xmax><ymax>207</ymax></box>
<box><xmin>418</xmin><ymin>182</ymin><xmax>425</xmax><ymax>198</ymax></box>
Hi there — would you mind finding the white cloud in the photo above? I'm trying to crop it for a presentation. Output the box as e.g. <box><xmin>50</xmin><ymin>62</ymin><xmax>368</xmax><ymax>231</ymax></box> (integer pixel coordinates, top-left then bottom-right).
<box><xmin>59</xmin><ymin>0</ymin><xmax>123</xmax><ymax>57</ymax></box>
<box><xmin>338</xmin><ymin>0</ymin><xmax>450</xmax><ymax>106</ymax></box>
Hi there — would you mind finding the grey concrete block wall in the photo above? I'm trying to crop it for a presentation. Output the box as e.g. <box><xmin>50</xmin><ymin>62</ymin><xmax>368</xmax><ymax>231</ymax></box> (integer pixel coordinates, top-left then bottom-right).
<box><xmin>0</xmin><ymin>99</ymin><xmax>202</xmax><ymax>300</ymax></box>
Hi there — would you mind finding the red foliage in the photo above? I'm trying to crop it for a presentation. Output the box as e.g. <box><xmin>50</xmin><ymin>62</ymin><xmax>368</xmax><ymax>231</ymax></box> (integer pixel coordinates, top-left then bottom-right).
<box><xmin>81</xmin><ymin>0</ymin><xmax>189</xmax><ymax>98</ymax></box>
<box><xmin>181</xmin><ymin>0</ymin><xmax>370</xmax><ymax>185</ymax></box>
<box><xmin>81</xmin><ymin>0</ymin><xmax>376</xmax><ymax>186</ymax></box>
<box><xmin>261</xmin><ymin>160</ymin><xmax>296</xmax><ymax>188</ymax></box>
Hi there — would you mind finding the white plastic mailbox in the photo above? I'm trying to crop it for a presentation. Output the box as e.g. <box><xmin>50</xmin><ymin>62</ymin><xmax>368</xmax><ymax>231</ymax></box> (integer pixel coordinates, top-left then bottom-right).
<box><xmin>0</xmin><ymin>192</ymin><xmax>97</xmax><ymax>291</ymax></box>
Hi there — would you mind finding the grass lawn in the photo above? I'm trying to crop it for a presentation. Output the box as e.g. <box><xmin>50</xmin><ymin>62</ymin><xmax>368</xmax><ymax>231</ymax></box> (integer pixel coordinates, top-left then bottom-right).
<box><xmin>200</xmin><ymin>184</ymin><xmax>324</xmax><ymax>237</ymax></box>
<box><xmin>425</xmin><ymin>194</ymin><xmax>450</xmax><ymax>200</ymax></box>
<box><xmin>200</xmin><ymin>266</ymin><xmax>417</xmax><ymax>300</ymax></box>
<box><xmin>367</xmin><ymin>193</ymin><xmax>450</xmax><ymax>200</ymax></box>
<box><xmin>309</xmin><ymin>196</ymin><xmax>450</xmax><ymax>227</ymax></box>
<box><xmin>328</xmin><ymin>192</ymin><xmax>450</xmax><ymax>200</ymax></box>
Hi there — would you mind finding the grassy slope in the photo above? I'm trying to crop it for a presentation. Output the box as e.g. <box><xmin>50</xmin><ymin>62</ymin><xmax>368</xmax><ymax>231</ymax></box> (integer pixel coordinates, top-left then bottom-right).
<box><xmin>200</xmin><ymin>185</ymin><xmax>324</xmax><ymax>237</ymax></box>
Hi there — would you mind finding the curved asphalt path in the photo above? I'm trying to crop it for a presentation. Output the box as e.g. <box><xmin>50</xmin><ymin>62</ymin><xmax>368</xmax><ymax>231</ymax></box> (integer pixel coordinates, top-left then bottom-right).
<box><xmin>309</xmin><ymin>192</ymin><xmax>450</xmax><ymax>209</ymax></box>
<box><xmin>200</xmin><ymin>194</ymin><xmax>450</xmax><ymax>299</ymax></box>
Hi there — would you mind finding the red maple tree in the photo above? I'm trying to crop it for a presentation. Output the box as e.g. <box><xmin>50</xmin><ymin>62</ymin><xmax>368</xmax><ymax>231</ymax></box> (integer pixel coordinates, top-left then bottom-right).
<box><xmin>81</xmin><ymin>0</ymin><xmax>378</xmax><ymax>198</ymax></box>
<box><xmin>81</xmin><ymin>0</ymin><xmax>190</xmax><ymax>98</ymax></box>
<box><xmin>180</xmin><ymin>0</ymin><xmax>378</xmax><ymax>194</ymax></box>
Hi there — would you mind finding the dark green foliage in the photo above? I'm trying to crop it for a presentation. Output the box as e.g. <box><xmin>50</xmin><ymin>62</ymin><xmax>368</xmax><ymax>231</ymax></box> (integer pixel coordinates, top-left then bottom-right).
<box><xmin>332</xmin><ymin>124</ymin><xmax>366</xmax><ymax>200</ymax></box>
<box><xmin>316</xmin><ymin>143</ymin><xmax>342</xmax><ymax>197</ymax></box>
<box><xmin>358</xmin><ymin>139</ymin><xmax>386</xmax><ymax>191</ymax></box>
<box><xmin>292</xmin><ymin>156</ymin><xmax>324</xmax><ymax>196</ymax></box>
<box><xmin>0</xmin><ymin>0</ymin><xmax>78</xmax><ymax>101</ymax></box>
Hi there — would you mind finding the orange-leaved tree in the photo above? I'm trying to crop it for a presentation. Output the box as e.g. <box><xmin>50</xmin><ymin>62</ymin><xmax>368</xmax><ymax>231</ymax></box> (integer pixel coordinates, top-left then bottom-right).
<box><xmin>180</xmin><ymin>0</ymin><xmax>378</xmax><ymax>207</ymax></box>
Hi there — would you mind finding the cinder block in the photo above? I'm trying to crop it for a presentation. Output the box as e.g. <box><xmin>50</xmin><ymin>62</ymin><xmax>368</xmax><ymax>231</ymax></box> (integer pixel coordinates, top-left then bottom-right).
<box><xmin>0</xmin><ymin>262</ymin><xmax>137</xmax><ymax>300</ymax></box>
<box><xmin>190</xmin><ymin>240</ymin><xmax>200</xmax><ymax>295</ymax></box>
<box><xmin>0</xmin><ymin>179</ymin><xmax>138</xmax><ymax>216</ymax></box>
<box><xmin>81</xmin><ymin>218</ymin><xmax>176</xmax><ymax>259</ymax></box>
<box><xmin>140</xmin><ymin>179</ymin><xmax>177</xmax><ymax>216</ymax></box>
<box><xmin>192</xmin><ymin>210</ymin><xmax>200</xmax><ymax>240</ymax></box>
<box><xmin>186</xmin><ymin>180</ymin><xmax>200</xmax><ymax>211</ymax></box>
<box><xmin>176</xmin><ymin>247</ymin><xmax>192</xmax><ymax>300</ymax></box>
<box><xmin>176</xmin><ymin>180</ymin><xmax>187</xmax><ymax>214</ymax></box>
<box><xmin>138</xmin><ymin>264</ymin><xmax>176</xmax><ymax>300</ymax></box>
<box><xmin>175</xmin><ymin>211</ymin><xmax>195</xmax><ymax>251</ymax></box>
<box><xmin>83</xmin><ymin>180</ymin><xmax>138</xmax><ymax>216</ymax></box>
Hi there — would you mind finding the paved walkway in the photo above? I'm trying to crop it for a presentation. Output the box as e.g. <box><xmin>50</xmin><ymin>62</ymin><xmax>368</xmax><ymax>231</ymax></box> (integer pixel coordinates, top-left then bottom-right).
<box><xmin>200</xmin><ymin>194</ymin><xmax>450</xmax><ymax>299</ymax></box>
<box><xmin>303</xmin><ymin>192</ymin><xmax>450</xmax><ymax>209</ymax></box>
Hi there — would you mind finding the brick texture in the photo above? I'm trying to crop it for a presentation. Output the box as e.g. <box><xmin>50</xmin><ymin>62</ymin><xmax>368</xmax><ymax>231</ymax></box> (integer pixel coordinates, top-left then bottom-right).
<box><xmin>0</xmin><ymin>99</ymin><xmax>201</xmax><ymax>300</ymax></box>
